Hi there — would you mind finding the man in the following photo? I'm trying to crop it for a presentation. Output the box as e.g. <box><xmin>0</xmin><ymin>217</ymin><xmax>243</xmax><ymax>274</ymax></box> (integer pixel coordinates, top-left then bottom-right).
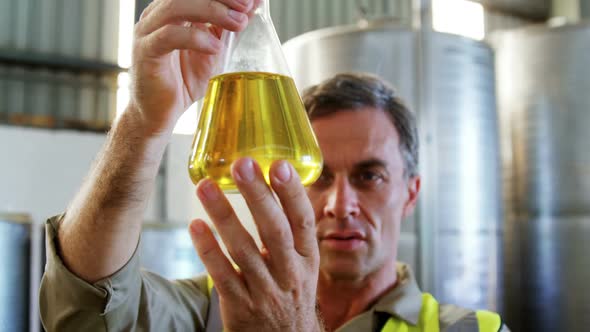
<box><xmin>39</xmin><ymin>0</ymin><xmax>507</xmax><ymax>331</ymax></box>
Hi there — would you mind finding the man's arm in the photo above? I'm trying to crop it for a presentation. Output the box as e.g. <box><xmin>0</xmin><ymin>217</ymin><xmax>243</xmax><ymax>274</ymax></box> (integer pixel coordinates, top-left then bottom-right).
<box><xmin>55</xmin><ymin>0</ymin><xmax>254</xmax><ymax>282</ymax></box>
<box><xmin>40</xmin><ymin>215</ymin><xmax>211</xmax><ymax>332</ymax></box>
<box><xmin>57</xmin><ymin>108</ymin><xmax>169</xmax><ymax>282</ymax></box>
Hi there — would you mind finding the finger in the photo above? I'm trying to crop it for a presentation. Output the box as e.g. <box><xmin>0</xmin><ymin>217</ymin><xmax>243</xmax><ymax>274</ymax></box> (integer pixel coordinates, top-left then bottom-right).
<box><xmin>188</xmin><ymin>219</ymin><xmax>247</xmax><ymax>301</ymax></box>
<box><xmin>196</xmin><ymin>178</ymin><xmax>272</xmax><ymax>288</ymax></box>
<box><xmin>269</xmin><ymin>161</ymin><xmax>319</xmax><ymax>259</ymax></box>
<box><xmin>219</xmin><ymin>0</ymin><xmax>256</xmax><ymax>11</ymax></box>
<box><xmin>246</xmin><ymin>0</ymin><xmax>263</xmax><ymax>19</ymax></box>
<box><xmin>232</xmin><ymin>158</ymin><xmax>296</xmax><ymax>269</ymax></box>
<box><xmin>139</xmin><ymin>24</ymin><xmax>222</xmax><ymax>58</ymax></box>
<box><xmin>136</xmin><ymin>0</ymin><xmax>250</xmax><ymax>37</ymax></box>
<box><xmin>139</xmin><ymin>0</ymin><xmax>161</xmax><ymax>21</ymax></box>
<box><xmin>190</xmin><ymin>21</ymin><xmax>226</xmax><ymax>41</ymax></box>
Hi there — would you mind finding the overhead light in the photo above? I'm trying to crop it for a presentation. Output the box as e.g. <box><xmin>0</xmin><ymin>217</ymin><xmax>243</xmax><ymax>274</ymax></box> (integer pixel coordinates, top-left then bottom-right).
<box><xmin>432</xmin><ymin>0</ymin><xmax>485</xmax><ymax>40</ymax></box>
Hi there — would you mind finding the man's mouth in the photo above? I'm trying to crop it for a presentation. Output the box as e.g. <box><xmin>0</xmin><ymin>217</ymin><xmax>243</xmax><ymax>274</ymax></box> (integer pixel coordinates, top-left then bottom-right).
<box><xmin>320</xmin><ymin>231</ymin><xmax>365</xmax><ymax>250</ymax></box>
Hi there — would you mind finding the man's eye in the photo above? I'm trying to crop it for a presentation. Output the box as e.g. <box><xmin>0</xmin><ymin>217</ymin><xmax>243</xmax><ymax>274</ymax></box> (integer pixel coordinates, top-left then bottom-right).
<box><xmin>362</xmin><ymin>171</ymin><xmax>381</xmax><ymax>180</ymax></box>
<box><xmin>355</xmin><ymin>171</ymin><xmax>384</xmax><ymax>185</ymax></box>
<box><xmin>312</xmin><ymin>172</ymin><xmax>332</xmax><ymax>187</ymax></box>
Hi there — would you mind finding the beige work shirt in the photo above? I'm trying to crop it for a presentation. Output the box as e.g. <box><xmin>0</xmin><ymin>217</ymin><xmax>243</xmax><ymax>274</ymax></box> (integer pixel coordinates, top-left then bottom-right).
<box><xmin>40</xmin><ymin>215</ymin><xmax>507</xmax><ymax>331</ymax></box>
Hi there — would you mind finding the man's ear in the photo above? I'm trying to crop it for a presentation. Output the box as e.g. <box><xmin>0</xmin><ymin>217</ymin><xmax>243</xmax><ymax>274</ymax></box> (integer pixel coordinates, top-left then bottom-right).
<box><xmin>402</xmin><ymin>176</ymin><xmax>420</xmax><ymax>219</ymax></box>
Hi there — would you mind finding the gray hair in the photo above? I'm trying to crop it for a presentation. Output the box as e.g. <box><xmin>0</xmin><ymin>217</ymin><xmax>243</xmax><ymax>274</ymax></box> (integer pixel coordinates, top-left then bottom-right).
<box><xmin>302</xmin><ymin>72</ymin><xmax>419</xmax><ymax>178</ymax></box>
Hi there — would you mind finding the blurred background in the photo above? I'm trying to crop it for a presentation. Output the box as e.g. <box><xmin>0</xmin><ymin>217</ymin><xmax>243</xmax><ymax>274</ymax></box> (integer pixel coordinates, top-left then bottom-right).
<box><xmin>1</xmin><ymin>0</ymin><xmax>589</xmax><ymax>331</ymax></box>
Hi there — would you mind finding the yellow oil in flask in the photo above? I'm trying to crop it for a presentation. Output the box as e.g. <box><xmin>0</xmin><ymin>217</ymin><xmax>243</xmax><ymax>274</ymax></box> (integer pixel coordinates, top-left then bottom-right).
<box><xmin>188</xmin><ymin>72</ymin><xmax>323</xmax><ymax>191</ymax></box>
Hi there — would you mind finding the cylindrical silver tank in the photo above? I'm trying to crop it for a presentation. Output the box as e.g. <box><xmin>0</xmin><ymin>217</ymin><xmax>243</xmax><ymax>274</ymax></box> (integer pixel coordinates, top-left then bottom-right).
<box><xmin>0</xmin><ymin>213</ymin><xmax>32</xmax><ymax>332</ymax></box>
<box><xmin>494</xmin><ymin>22</ymin><xmax>590</xmax><ymax>332</ymax></box>
<box><xmin>521</xmin><ymin>216</ymin><xmax>590</xmax><ymax>332</ymax></box>
<box><xmin>495</xmin><ymin>23</ymin><xmax>590</xmax><ymax>216</ymax></box>
<box><xmin>140</xmin><ymin>223</ymin><xmax>206</xmax><ymax>280</ymax></box>
<box><xmin>284</xmin><ymin>23</ymin><xmax>417</xmax><ymax>111</ymax></box>
<box><xmin>284</xmin><ymin>22</ymin><xmax>503</xmax><ymax>312</ymax></box>
<box><xmin>422</xmin><ymin>32</ymin><xmax>502</xmax><ymax>312</ymax></box>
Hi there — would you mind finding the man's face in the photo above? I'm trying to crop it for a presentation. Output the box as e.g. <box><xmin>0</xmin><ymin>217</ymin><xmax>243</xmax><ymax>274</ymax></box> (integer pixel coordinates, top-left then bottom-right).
<box><xmin>307</xmin><ymin>108</ymin><xmax>420</xmax><ymax>282</ymax></box>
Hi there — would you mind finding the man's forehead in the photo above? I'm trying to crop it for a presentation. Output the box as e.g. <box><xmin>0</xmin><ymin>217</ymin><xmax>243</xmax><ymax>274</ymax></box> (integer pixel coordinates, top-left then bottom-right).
<box><xmin>311</xmin><ymin>109</ymin><xmax>400</xmax><ymax>146</ymax></box>
<box><xmin>311</xmin><ymin>109</ymin><xmax>402</xmax><ymax>169</ymax></box>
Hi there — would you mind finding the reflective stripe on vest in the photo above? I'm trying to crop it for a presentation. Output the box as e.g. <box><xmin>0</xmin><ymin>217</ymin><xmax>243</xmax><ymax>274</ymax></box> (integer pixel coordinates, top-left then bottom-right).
<box><xmin>207</xmin><ymin>275</ymin><xmax>214</xmax><ymax>297</ymax></box>
<box><xmin>381</xmin><ymin>293</ymin><xmax>440</xmax><ymax>332</ymax></box>
<box><xmin>381</xmin><ymin>293</ymin><xmax>502</xmax><ymax>332</ymax></box>
<box><xmin>476</xmin><ymin>310</ymin><xmax>502</xmax><ymax>332</ymax></box>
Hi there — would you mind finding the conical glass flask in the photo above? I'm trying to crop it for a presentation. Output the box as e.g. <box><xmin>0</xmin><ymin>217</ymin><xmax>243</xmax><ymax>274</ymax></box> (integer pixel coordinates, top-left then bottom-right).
<box><xmin>188</xmin><ymin>0</ymin><xmax>323</xmax><ymax>192</ymax></box>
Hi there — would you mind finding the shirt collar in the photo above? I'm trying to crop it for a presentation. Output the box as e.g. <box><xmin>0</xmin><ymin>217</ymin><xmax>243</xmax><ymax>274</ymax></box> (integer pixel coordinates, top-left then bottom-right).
<box><xmin>372</xmin><ymin>263</ymin><xmax>423</xmax><ymax>325</ymax></box>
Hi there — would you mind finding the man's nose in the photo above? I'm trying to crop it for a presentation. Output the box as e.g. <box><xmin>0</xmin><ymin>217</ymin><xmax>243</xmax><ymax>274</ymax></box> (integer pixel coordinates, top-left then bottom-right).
<box><xmin>323</xmin><ymin>177</ymin><xmax>360</xmax><ymax>219</ymax></box>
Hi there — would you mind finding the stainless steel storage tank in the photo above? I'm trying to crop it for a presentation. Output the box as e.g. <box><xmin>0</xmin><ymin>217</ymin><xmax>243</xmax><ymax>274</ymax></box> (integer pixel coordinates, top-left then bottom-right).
<box><xmin>140</xmin><ymin>223</ymin><xmax>206</xmax><ymax>280</ymax></box>
<box><xmin>495</xmin><ymin>23</ymin><xmax>590</xmax><ymax>216</ymax></box>
<box><xmin>0</xmin><ymin>213</ymin><xmax>31</xmax><ymax>332</ymax></box>
<box><xmin>494</xmin><ymin>22</ymin><xmax>590</xmax><ymax>332</ymax></box>
<box><xmin>422</xmin><ymin>32</ymin><xmax>502</xmax><ymax>312</ymax></box>
<box><xmin>284</xmin><ymin>22</ymin><xmax>503</xmax><ymax>311</ymax></box>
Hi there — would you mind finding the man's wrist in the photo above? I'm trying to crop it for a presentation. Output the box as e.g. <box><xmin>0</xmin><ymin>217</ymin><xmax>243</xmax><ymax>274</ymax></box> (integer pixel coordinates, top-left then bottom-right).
<box><xmin>118</xmin><ymin>101</ymin><xmax>177</xmax><ymax>140</ymax></box>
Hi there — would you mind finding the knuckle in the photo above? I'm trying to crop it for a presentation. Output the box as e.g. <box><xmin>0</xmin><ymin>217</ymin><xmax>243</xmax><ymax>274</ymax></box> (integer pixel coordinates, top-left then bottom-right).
<box><xmin>289</xmin><ymin>286</ymin><xmax>302</xmax><ymax>301</ymax></box>
<box><xmin>215</xmin><ymin>274</ymin><xmax>237</xmax><ymax>294</ymax></box>
<box><xmin>146</xmin><ymin>35</ymin><xmax>165</xmax><ymax>55</ymax></box>
<box><xmin>207</xmin><ymin>0</ymin><xmax>224</xmax><ymax>19</ymax></box>
<box><xmin>160</xmin><ymin>0</ymin><xmax>176</xmax><ymax>16</ymax></box>
<box><xmin>209</xmin><ymin>0</ymin><xmax>241</xmax><ymax>29</ymax></box>
<box><xmin>139</xmin><ymin>0</ymin><xmax>160</xmax><ymax>22</ymax></box>
<box><xmin>266</xmin><ymin>225</ymin><xmax>294</xmax><ymax>251</ymax></box>
<box><xmin>208</xmin><ymin>0</ymin><xmax>223</xmax><ymax>13</ymax></box>
<box><xmin>138</xmin><ymin>3</ymin><xmax>154</xmax><ymax>21</ymax></box>
<box><xmin>230</xmin><ymin>247</ymin><xmax>250</xmax><ymax>265</ymax></box>
<box><xmin>133</xmin><ymin>22</ymin><xmax>144</xmax><ymax>37</ymax></box>
<box><xmin>285</xmin><ymin>184</ymin><xmax>303</xmax><ymax>202</ymax></box>
<box><xmin>250</xmin><ymin>187</ymin><xmax>272</xmax><ymax>205</ymax></box>
<box><xmin>296</xmin><ymin>214</ymin><xmax>316</xmax><ymax>233</ymax></box>
<box><xmin>198</xmin><ymin>242</ymin><xmax>217</xmax><ymax>260</ymax></box>
<box><xmin>241</xmin><ymin>299</ymin><xmax>259</xmax><ymax>319</ymax></box>
<box><xmin>281</xmin><ymin>273</ymin><xmax>299</xmax><ymax>290</ymax></box>
<box><xmin>212</xmin><ymin>203</ymin><xmax>234</xmax><ymax>222</ymax></box>
<box><xmin>157</xmin><ymin>25</ymin><xmax>175</xmax><ymax>41</ymax></box>
<box><xmin>139</xmin><ymin>8</ymin><xmax>149</xmax><ymax>21</ymax></box>
<box><xmin>275</xmin><ymin>225</ymin><xmax>293</xmax><ymax>242</ymax></box>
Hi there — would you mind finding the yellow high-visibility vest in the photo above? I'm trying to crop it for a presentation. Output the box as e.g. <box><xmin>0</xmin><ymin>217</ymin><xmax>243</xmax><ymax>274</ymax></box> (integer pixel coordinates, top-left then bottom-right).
<box><xmin>381</xmin><ymin>293</ymin><xmax>502</xmax><ymax>332</ymax></box>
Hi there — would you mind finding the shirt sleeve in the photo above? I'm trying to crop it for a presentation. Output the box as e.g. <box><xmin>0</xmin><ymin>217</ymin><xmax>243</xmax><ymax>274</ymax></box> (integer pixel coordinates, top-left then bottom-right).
<box><xmin>39</xmin><ymin>215</ymin><xmax>211</xmax><ymax>332</ymax></box>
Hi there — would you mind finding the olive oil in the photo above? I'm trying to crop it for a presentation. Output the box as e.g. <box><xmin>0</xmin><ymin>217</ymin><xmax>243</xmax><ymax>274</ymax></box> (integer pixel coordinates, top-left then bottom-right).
<box><xmin>188</xmin><ymin>72</ymin><xmax>323</xmax><ymax>191</ymax></box>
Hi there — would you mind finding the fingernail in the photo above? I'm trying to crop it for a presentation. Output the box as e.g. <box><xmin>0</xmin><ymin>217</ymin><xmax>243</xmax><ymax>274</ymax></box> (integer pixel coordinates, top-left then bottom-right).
<box><xmin>228</xmin><ymin>9</ymin><xmax>246</xmax><ymax>23</ymax></box>
<box><xmin>200</xmin><ymin>180</ymin><xmax>219</xmax><ymax>201</ymax></box>
<box><xmin>191</xmin><ymin>220</ymin><xmax>205</xmax><ymax>235</ymax></box>
<box><xmin>236</xmin><ymin>159</ymin><xmax>255</xmax><ymax>182</ymax></box>
<box><xmin>275</xmin><ymin>161</ymin><xmax>291</xmax><ymax>183</ymax></box>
